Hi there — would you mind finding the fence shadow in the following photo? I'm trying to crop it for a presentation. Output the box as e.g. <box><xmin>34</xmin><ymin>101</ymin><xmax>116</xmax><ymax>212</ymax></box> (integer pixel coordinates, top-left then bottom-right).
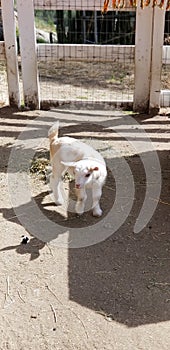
<box><xmin>68</xmin><ymin>148</ymin><xmax>170</xmax><ymax>327</ymax></box>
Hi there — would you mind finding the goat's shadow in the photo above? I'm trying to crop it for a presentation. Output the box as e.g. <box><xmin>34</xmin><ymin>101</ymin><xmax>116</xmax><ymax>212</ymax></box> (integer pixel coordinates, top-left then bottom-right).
<box><xmin>0</xmin><ymin>167</ymin><xmax>115</xmax><ymax>259</ymax></box>
<box><xmin>0</xmin><ymin>237</ymin><xmax>46</xmax><ymax>261</ymax></box>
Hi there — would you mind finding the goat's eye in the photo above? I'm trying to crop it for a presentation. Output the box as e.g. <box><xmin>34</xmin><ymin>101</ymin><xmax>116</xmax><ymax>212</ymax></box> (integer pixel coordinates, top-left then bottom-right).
<box><xmin>85</xmin><ymin>173</ymin><xmax>90</xmax><ymax>178</ymax></box>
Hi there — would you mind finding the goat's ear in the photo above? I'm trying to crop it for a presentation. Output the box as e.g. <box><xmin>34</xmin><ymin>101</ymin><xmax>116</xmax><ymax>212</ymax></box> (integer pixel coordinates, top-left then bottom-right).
<box><xmin>89</xmin><ymin>166</ymin><xmax>99</xmax><ymax>172</ymax></box>
<box><xmin>61</xmin><ymin>161</ymin><xmax>76</xmax><ymax>168</ymax></box>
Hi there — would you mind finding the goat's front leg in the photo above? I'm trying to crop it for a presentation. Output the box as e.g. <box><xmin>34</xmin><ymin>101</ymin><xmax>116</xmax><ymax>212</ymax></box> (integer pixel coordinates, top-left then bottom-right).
<box><xmin>75</xmin><ymin>188</ymin><xmax>87</xmax><ymax>215</ymax></box>
<box><xmin>92</xmin><ymin>184</ymin><xmax>103</xmax><ymax>217</ymax></box>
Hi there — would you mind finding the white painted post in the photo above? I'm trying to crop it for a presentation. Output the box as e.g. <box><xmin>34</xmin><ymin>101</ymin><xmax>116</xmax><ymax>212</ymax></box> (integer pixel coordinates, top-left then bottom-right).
<box><xmin>1</xmin><ymin>0</ymin><xmax>20</xmax><ymax>107</ymax></box>
<box><xmin>149</xmin><ymin>4</ymin><xmax>167</xmax><ymax>113</ymax></box>
<box><xmin>133</xmin><ymin>3</ymin><xmax>154</xmax><ymax>113</ymax></box>
<box><xmin>16</xmin><ymin>0</ymin><xmax>40</xmax><ymax>109</ymax></box>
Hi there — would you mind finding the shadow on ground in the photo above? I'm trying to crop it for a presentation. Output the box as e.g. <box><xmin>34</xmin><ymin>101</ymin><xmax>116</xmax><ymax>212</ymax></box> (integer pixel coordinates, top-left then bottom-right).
<box><xmin>0</xmin><ymin>106</ymin><xmax>170</xmax><ymax>327</ymax></box>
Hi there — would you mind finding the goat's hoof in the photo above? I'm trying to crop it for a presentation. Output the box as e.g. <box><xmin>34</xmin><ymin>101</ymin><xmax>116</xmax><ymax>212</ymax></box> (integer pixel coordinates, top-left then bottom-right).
<box><xmin>75</xmin><ymin>204</ymin><xmax>84</xmax><ymax>216</ymax></box>
<box><xmin>93</xmin><ymin>209</ymin><xmax>102</xmax><ymax>217</ymax></box>
<box><xmin>75</xmin><ymin>213</ymin><xmax>82</xmax><ymax>218</ymax></box>
<box><xmin>54</xmin><ymin>199</ymin><xmax>64</xmax><ymax>206</ymax></box>
<box><xmin>75</xmin><ymin>210</ymin><xmax>83</xmax><ymax>216</ymax></box>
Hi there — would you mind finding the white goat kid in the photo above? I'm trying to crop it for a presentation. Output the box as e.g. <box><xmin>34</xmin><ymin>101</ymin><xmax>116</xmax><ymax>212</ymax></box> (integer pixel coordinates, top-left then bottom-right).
<box><xmin>48</xmin><ymin>122</ymin><xmax>107</xmax><ymax>217</ymax></box>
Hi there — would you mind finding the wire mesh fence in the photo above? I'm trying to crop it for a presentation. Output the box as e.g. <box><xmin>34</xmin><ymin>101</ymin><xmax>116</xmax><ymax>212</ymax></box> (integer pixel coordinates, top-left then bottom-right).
<box><xmin>35</xmin><ymin>7</ymin><xmax>136</xmax><ymax>106</ymax></box>
<box><xmin>1</xmin><ymin>2</ymin><xmax>170</xmax><ymax>108</ymax></box>
<box><xmin>39</xmin><ymin>60</ymin><xmax>134</xmax><ymax>106</ymax></box>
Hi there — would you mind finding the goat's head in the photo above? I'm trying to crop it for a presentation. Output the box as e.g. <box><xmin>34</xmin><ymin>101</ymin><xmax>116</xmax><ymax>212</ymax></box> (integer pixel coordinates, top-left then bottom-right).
<box><xmin>61</xmin><ymin>160</ymin><xmax>99</xmax><ymax>189</ymax></box>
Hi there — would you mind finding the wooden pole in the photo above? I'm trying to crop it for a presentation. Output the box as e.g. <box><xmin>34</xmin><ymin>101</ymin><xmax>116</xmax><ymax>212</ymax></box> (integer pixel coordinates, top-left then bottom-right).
<box><xmin>133</xmin><ymin>3</ymin><xmax>154</xmax><ymax>113</ymax></box>
<box><xmin>149</xmin><ymin>3</ymin><xmax>167</xmax><ymax>113</ymax></box>
<box><xmin>1</xmin><ymin>0</ymin><xmax>20</xmax><ymax>107</ymax></box>
<box><xmin>16</xmin><ymin>0</ymin><xmax>40</xmax><ymax>109</ymax></box>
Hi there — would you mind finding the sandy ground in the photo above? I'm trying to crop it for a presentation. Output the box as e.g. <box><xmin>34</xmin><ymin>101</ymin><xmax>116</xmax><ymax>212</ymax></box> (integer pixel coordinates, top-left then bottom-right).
<box><xmin>0</xmin><ymin>106</ymin><xmax>170</xmax><ymax>349</ymax></box>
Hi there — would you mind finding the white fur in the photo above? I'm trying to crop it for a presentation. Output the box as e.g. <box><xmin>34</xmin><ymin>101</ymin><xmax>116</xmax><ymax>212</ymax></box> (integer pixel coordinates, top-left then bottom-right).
<box><xmin>48</xmin><ymin>122</ymin><xmax>107</xmax><ymax>217</ymax></box>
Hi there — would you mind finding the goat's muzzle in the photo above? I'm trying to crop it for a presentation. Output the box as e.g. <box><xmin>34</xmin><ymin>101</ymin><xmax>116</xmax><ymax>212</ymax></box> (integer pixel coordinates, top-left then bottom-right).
<box><xmin>75</xmin><ymin>184</ymin><xmax>81</xmax><ymax>189</ymax></box>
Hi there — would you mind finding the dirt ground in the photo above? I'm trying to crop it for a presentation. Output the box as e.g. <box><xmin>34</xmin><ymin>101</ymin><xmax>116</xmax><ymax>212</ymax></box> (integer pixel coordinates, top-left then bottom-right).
<box><xmin>38</xmin><ymin>61</ymin><xmax>134</xmax><ymax>103</ymax></box>
<box><xmin>0</xmin><ymin>105</ymin><xmax>170</xmax><ymax>350</ymax></box>
<box><xmin>1</xmin><ymin>60</ymin><xmax>170</xmax><ymax>106</ymax></box>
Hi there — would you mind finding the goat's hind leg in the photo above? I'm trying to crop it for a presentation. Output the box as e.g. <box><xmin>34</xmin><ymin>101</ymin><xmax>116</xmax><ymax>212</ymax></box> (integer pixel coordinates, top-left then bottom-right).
<box><xmin>50</xmin><ymin>163</ymin><xmax>66</xmax><ymax>206</ymax></box>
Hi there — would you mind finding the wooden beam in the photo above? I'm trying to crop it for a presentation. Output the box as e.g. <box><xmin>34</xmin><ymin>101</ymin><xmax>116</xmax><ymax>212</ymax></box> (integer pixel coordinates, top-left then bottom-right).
<box><xmin>37</xmin><ymin>44</ymin><xmax>135</xmax><ymax>62</ymax></box>
<box><xmin>149</xmin><ymin>5</ymin><xmax>167</xmax><ymax>113</ymax></box>
<box><xmin>133</xmin><ymin>2</ymin><xmax>154</xmax><ymax>113</ymax></box>
<box><xmin>16</xmin><ymin>0</ymin><xmax>40</xmax><ymax>109</ymax></box>
<box><xmin>33</xmin><ymin>0</ymin><xmax>135</xmax><ymax>11</ymax></box>
<box><xmin>1</xmin><ymin>0</ymin><xmax>20</xmax><ymax>107</ymax></box>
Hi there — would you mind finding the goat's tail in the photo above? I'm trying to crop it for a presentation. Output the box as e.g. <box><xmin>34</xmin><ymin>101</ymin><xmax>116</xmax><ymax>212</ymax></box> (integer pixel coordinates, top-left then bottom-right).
<box><xmin>48</xmin><ymin>121</ymin><xmax>59</xmax><ymax>141</ymax></box>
